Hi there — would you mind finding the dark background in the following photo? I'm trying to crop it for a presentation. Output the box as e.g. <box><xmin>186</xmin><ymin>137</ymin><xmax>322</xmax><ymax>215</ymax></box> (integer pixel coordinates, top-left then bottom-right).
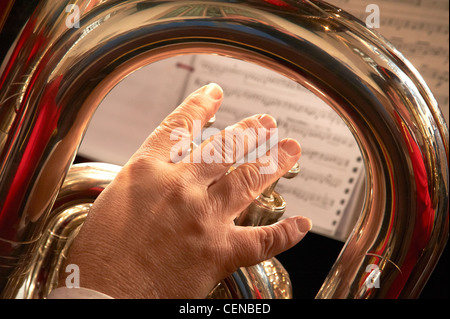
<box><xmin>276</xmin><ymin>228</ymin><xmax>449</xmax><ymax>299</ymax></box>
<box><xmin>1</xmin><ymin>0</ymin><xmax>448</xmax><ymax>299</ymax></box>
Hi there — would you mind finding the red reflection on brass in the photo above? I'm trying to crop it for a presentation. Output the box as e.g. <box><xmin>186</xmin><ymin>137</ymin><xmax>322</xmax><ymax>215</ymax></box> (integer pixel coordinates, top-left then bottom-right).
<box><xmin>386</xmin><ymin>114</ymin><xmax>435</xmax><ymax>298</ymax></box>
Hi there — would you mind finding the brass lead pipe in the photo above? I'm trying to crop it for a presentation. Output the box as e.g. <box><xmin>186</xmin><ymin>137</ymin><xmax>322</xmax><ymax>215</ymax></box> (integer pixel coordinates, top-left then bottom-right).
<box><xmin>0</xmin><ymin>0</ymin><xmax>448</xmax><ymax>298</ymax></box>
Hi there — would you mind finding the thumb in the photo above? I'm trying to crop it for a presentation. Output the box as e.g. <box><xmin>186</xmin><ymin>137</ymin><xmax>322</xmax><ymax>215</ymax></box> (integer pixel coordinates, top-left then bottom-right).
<box><xmin>231</xmin><ymin>217</ymin><xmax>312</xmax><ymax>268</ymax></box>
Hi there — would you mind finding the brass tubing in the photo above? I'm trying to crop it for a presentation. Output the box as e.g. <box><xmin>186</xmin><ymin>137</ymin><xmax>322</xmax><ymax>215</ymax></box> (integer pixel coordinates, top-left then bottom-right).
<box><xmin>0</xmin><ymin>0</ymin><xmax>448</xmax><ymax>298</ymax></box>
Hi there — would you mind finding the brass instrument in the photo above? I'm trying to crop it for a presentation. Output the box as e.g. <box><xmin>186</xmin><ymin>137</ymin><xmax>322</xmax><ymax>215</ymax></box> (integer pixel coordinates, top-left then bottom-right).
<box><xmin>0</xmin><ymin>0</ymin><xmax>448</xmax><ymax>299</ymax></box>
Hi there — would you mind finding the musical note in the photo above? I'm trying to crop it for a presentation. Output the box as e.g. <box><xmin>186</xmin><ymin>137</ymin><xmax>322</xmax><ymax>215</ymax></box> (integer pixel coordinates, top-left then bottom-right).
<box><xmin>295</xmin><ymin>168</ymin><xmax>344</xmax><ymax>188</ymax></box>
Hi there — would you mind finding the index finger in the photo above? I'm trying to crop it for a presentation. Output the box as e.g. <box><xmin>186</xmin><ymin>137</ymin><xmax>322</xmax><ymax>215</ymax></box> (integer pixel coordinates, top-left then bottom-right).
<box><xmin>137</xmin><ymin>83</ymin><xmax>224</xmax><ymax>162</ymax></box>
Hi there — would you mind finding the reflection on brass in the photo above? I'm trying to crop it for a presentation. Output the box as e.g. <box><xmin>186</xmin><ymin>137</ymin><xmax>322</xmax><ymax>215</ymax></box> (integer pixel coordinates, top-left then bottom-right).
<box><xmin>235</xmin><ymin>163</ymin><xmax>300</xmax><ymax>227</ymax></box>
<box><xmin>0</xmin><ymin>0</ymin><xmax>448</xmax><ymax>299</ymax></box>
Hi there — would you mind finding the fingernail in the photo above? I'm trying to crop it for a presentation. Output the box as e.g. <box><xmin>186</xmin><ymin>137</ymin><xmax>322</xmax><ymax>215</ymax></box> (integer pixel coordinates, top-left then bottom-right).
<box><xmin>297</xmin><ymin>217</ymin><xmax>312</xmax><ymax>233</ymax></box>
<box><xmin>281</xmin><ymin>139</ymin><xmax>301</xmax><ymax>156</ymax></box>
<box><xmin>203</xmin><ymin>83</ymin><xmax>223</xmax><ymax>100</ymax></box>
<box><xmin>258</xmin><ymin>114</ymin><xmax>277</xmax><ymax>129</ymax></box>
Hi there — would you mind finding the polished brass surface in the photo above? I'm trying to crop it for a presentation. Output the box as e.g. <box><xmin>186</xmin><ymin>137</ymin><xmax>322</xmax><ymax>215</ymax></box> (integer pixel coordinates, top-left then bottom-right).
<box><xmin>236</xmin><ymin>163</ymin><xmax>300</xmax><ymax>227</ymax></box>
<box><xmin>3</xmin><ymin>163</ymin><xmax>121</xmax><ymax>299</ymax></box>
<box><xmin>261</xmin><ymin>162</ymin><xmax>300</xmax><ymax>199</ymax></box>
<box><xmin>0</xmin><ymin>0</ymin><xmax>448</xmax><ymax>299</ymax></box>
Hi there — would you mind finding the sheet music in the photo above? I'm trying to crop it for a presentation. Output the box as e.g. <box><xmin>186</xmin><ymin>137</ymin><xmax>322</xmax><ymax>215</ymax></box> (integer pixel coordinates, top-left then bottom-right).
<box><xmin>328</xmin><ymin>0</ymin><xmax>449</xmax><ymax>123</ymax></box>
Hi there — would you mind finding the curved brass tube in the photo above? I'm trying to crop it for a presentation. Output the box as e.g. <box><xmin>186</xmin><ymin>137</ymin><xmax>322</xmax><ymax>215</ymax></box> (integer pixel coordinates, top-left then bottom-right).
<box><xmin>0</xmin><ymin>0</ymin><xmax>448</xmax><ymax>298</ymax></box>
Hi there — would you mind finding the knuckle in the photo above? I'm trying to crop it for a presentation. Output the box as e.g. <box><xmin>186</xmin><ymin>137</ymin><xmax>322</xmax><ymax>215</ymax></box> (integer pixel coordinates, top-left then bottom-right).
<box><xmin>167</xmin><ymin>174</ymin><xmax>190</xmax><ymax>195</ymax></box>
<box><xmin>206</xmin><ymin>134</ymin><xmax>231</xmax><ymax>165</ymax></box>
<box><xmin>231</xmin><ymin>122</ymin><xmax>257</xmax><ymax>142</ymax></box>
<box><xmin>238</xmin><ymin>115</ymin><xmax>261</xmax><ymax>131</ymax></box>
<box><xmin>238</xmin><ymin>164</ymin><xmax>263</xmax><ymax>197</ymax></box>
<box><xmin>123</xmin><ymin>153</ymin><xmax>165</xmax><ymax>181</ymax></box>
<box><xmin>157</xmin><ymin>168</ymin><xmax>189</xmax><ymax>196</ymax></box>
<box><xmin>127</xmin><ymin>152</ymin><xmax>154</xmax><ymax>170</ymax></box>
<box><xmin>184</xmin><ymin>93</ymin><xmax>210</xmax><ymax>117</ymax></box>
<box><xmin>259</xmin><ymin>227</ymin><xmax>277</xmax><ymax>258</ymax></box>
<box><xmin>163</xmin><ymin>113</ymin><xmax>193</xmax><ymax>132</ymax></box>
<box><xmin>259</xmin><ymin>223</ymin><xmax>293</xmax><ymax>259</ymax></box>
<box><xmin>158</xmin><ymin>167</ymin><xmax>208</xmax><ymax>210</ymax></box>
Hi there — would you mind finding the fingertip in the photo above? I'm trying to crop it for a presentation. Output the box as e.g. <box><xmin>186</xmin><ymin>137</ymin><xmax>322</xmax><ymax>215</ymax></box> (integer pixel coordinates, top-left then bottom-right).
<box><xmin>258</xmin><ymin>114</ymin><xmax>277</xmax><ymax>129</ymax></box>
<box><xmin>281</xmin><ymin>138</ymin><xmax>302</xmax><ymax>157</ymax></box>
<box><xmin>203</xmin><ymin>83</ymin><xmax>223</xmax><ymax>100</ymax></box>
<box><xmin>295</xmin><ymin>217</ymin><xmax>312</xmax><ymax>234</ymax></box>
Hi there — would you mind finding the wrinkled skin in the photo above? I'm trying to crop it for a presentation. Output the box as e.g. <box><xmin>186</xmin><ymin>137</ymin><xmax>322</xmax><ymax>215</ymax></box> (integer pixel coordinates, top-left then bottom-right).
<box><xmin>62</xmin><ymin>83</ymin><xmax>312</xmax><ymax>299</ymax></box>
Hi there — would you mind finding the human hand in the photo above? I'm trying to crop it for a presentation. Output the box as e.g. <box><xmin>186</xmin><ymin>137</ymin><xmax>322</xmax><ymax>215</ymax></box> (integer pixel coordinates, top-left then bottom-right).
<box><xmin>62</xmin><ymin>83</ymin><xmax>312</xmax><ymax>299</ymax></box>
